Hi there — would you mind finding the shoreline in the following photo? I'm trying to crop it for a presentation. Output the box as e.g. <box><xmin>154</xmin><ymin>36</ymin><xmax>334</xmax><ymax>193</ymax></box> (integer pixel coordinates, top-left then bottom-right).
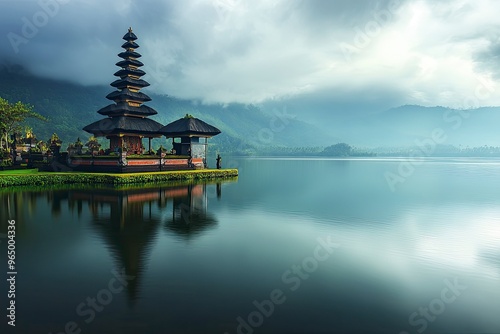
<box><xmin>0</xmin><ymin>169</ymin><xmax>238</xmax><ymax>187</ymax></box>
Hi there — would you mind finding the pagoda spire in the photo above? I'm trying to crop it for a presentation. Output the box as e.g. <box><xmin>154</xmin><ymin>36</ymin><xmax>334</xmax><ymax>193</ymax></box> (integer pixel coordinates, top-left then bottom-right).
<box><xmin>94</xmin><ymin>27</ymin><xmax>156</xmax><ymax>117</ymax></box>
<box><xmin>83</xmin><ymin>28</ymin><xmax>164</xmax><ymax>154</ymax></box>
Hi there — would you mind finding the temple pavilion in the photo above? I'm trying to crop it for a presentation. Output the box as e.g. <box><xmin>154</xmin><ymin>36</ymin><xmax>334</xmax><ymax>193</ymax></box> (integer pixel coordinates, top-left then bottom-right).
<box><xmin>159</xmin><ymin>114</ymin><xmax>221</xmax><ymax>168</ymax></box>
<box><xmin>83</xmin><ymin>28</ymin><xmax>163</xmax><ymax>154</ymax></box>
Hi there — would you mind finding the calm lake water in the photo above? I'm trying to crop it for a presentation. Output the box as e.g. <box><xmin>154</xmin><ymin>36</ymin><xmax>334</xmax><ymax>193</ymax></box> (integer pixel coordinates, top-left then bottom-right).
<box><xmin>1</xmin><ymin>157</ymin><xmax>500</xmax><ymax>334</ymax></box>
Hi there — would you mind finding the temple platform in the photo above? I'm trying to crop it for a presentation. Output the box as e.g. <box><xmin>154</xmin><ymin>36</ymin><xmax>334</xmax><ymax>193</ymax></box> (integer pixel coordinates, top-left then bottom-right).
<box><xmin>64</xmin><ymin>155</ymin><xmax>203</xmax><ymax>173</ymax></box>
<box><xmin>0</xmin><ymin>168</ymin><xmax>238</xmax><ymax>187</ymax></box>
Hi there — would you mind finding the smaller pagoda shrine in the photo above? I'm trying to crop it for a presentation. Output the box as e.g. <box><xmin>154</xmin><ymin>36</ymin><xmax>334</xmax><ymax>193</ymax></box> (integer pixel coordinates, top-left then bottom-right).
<box><xmin>159</xmin><ymin>115</ymin><xmax>221</xmax><ymax>168</ymax></box>
<box><xmin>83</xmin><ymin>28</ymin><xmax>163</xmax><ymax>154</ymax></box>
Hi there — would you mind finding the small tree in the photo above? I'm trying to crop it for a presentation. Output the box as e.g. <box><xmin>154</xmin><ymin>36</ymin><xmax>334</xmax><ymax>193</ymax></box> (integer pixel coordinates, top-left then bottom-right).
<box><xmin>0</xmin><ymin>97</ymin><xmax>46</xmax><ymax>152</ymax></box>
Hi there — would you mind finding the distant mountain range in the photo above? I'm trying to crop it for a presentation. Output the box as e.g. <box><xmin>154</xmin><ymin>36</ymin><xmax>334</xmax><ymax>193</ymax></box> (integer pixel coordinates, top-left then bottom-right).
<box><xmin>1</xmin><ymin>67</ymin><xmax>500</xmax><ymax>155</ymax></box>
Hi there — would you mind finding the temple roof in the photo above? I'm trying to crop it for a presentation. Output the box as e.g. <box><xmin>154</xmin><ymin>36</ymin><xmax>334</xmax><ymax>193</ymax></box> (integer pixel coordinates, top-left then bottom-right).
<box><xmin>118</xmin><ymin>50</ymin><xmax>141</xmax><ymax>59</ymax></box>
<box><xmin>159</xmin><ymin>115</ymin><xmax>221</xmax><ymax>137</ymax></box>
<box><xmin>106</xmin><ymin>89</ymin><xmax>152</xmax><ymax>103</ymax></box>
<box><xmin>122</xmin><ymin>41</ymin><xmax>139</xmax><ymax>49</ymax></box>
<box><xmin>83</xmin><ymin>116</ymin><xmax>164</xmax><ymax>136</ymax></box>
<box><xmin>111</xmin><ymin>77</ymin><xmax>150</xmax><ymax>89</ymax></box>
<box><xmin>123</xmin><ymin>27</ymin><xmax>137</xmax><ymax>41</ymax></box>
<box><xmin>116</xmin><ymin>59</ymin><xmax>144</xmax><ymax>68</ymax></box>
<box><xmin>97</xmin><ymin>103</ymin><xmax>157</xmax><ymax>117</ymax></box>
<box><xmin>114</xmin><ymin>67</ymin><xmax>146</xmax><ymax>78</ymax></box>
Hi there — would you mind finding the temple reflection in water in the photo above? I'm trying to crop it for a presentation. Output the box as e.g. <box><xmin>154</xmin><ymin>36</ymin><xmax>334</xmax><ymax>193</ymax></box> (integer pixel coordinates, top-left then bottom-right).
<box><xmin>0</xmin><ymin>182</ymin><xmax>225</xmax><ymax>305</ymax></box>
<box><xmin>74</xmin><ymin>183</ymin><xmax>219</xmax><ymax>304</ymax></box>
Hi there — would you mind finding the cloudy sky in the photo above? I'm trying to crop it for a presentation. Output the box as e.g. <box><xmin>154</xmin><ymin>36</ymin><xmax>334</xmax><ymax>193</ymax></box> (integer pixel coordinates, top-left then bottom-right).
<box><xmin>1</xmin><ymin>0</ymin><xmax>500</xmax><ymax>121</ymax></box>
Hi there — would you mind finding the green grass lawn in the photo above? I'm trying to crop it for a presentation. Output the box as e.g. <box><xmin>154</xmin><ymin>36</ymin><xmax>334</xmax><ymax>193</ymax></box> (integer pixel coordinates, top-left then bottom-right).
<box><xmin>0</xmin><ymin>169</ymin><xmax>39</xmax><ymax>175</ymax></box>
<box><xmin>0</xmin><ymin>168</ymin><xmax>235</xmax><ymax>176</ymax></box>
<box><xmin>0</xmin><ymin>168</ymin><xmax>239</xmax><ymax>187</ymax></box>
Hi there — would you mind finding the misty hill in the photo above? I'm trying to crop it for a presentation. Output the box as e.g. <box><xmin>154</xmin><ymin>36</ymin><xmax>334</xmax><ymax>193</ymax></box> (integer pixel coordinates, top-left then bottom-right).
<box><xmin>0</xmin><ymin>69</ymin><xmax>335</xmax><ymax>154</ymax></box>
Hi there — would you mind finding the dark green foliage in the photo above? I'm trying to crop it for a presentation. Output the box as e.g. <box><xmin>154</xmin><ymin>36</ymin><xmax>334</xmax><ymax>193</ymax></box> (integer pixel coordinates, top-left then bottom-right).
<box><xmin>0</xmin><ymin>96</ymin><xmax>46</xmax><ymax>151</ymax></box>
<box><xmin>0</xmin><ymin>70</ymin><xmax>109</xmax><ymax>147</ymax></box>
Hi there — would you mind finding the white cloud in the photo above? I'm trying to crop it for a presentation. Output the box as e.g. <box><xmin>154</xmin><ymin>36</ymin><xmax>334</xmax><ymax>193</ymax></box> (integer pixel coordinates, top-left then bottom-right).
<box><xmin>1</xmin><ymin>0</ymin><xmax>500</xmax><ymax>109</ymax></box>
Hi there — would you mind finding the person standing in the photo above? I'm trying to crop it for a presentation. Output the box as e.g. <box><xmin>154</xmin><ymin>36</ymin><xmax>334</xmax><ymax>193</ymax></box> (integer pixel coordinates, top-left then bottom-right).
<box><xmin>216</xmin><ymin>154</ymin><xmax>222</xmax><ymax>169</ymax></box>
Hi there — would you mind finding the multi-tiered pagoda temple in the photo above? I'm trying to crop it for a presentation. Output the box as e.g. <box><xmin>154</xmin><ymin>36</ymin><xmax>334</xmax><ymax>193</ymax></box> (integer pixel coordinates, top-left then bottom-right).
<box><xmin>68</xmin><ymin>28</ymin><xmax>224</xmax><ymax>173</ymax></box>
<box><xmin>83</xmin><ymin>28</ymin><xmax>163</xmax><ymax>154</ymax></box>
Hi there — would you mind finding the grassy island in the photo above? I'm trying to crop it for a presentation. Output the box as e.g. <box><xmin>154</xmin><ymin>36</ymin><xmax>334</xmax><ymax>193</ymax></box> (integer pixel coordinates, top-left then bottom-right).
<box><xmin>0</xmin><ymin>169</ymin><xmax>238</xmax><ymax>187</ymax></box>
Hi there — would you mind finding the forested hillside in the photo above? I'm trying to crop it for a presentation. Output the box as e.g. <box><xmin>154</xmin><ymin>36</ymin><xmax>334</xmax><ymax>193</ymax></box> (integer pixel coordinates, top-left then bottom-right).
<box><xmin>0</xmin><ymin>68</ymin><xmax>334</xmax><ymax>154</ymax></box>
